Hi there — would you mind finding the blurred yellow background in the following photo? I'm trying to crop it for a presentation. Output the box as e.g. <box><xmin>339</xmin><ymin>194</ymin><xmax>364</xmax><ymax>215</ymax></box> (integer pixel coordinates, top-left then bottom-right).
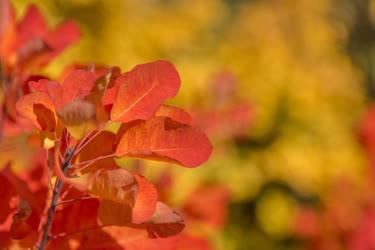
<box><xmin>12</xmin><ymin>0</ymin><xmax>375</xmax><ymax>249</ymax></box>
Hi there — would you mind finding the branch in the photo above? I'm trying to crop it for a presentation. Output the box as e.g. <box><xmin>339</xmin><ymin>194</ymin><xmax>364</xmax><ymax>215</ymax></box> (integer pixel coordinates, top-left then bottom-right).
<box><xmin>37</xmin><ymin>148</ymin><xmax>75</xmax><ymax>250</ymax></box>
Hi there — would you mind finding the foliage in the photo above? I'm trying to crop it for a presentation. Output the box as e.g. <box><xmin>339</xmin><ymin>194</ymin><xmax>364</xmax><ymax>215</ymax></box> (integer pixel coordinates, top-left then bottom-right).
<box><xmin>0</xmin><ymin>1</ymin><xmax>213</xmax><ymax>249</ymax></box>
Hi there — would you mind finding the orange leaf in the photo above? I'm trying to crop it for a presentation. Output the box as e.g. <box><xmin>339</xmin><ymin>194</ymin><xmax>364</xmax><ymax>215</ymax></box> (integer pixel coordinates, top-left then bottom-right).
<box><xmin>9</xmin><ymin>220</ymin><xmax>31</xmax><ymax>240</ymax></box>
<box><xmin>115</xmin><ymin>117</ymin><xmax>212</xmax><ymax>167</ymax></box>
<box><xmin>44</xmin><ymin>21</ymin><xmax>80</xmax><ymax>52</ymax></box>
<box><xmin>15</xmin><ymin>91</ymin><xmax>57</xmax><ymax>131</ymax></box>
<box><xmin>28</xmin><ymin>79</ymin><xmax>64</xmax><ymax>109</ymax></box>
<box><xmin>108</xmin><ymin>60</ymin><xmax>180</xmax><ymax>122</ymax></box>
<box><xmin>99</xmin><ymin>201</ymin><xmax>184</xmax><ymax>238</ymax></box>
<box><xmin>132</xmin><ymin>174</ymin><xmax>158</xmax><ymax>224</ymax></box>
<box><xmin>76</xmin><ymin>131</ymin><xmax>117</xmax><ymax>173</ymax></box>
<box><xmin>89</xmin><ymin>169</ymin><xmax>158</xmax><ymax>223</ymax></box>
<box><xmin>88</xmin><ymin>168</ymin><xmax>135</xmax><ymax>204</ymax></box>
<box><xmin>16</xmin><ymin>5</ymin><xmax>47</xmax><ymax>46</ymax></box>
<box><xmin>0</xmin><ymin>0</ymin><xmax>15</xmax><ymax>41</ymax></box>
<box><xmin>87</xmin><ymin>66</ymin><xmax>121</xmax><ymax>123</ymax></box>
<box><xmin>103</xmin><ymin>227</ymin><xmax>210</xmax><ymax>250</ymax></box>
<box><xmin>144</xmin><ymin>202</ymin><xmax>185</xmax><ymax>238</ymax></box>
<box><xmin>49</xmin><ymin>195</ymin><xmax>123</xmax><ymax>250</ymax></box>
<box><xmin>60</xmin><ymin>69</ymin><xmax>97</xmax><ymax>108</ymax></box>
<box><xmin>156</xmin><ymin>104</ymin><xmax>192</xmax><ymax>125</ymax></box>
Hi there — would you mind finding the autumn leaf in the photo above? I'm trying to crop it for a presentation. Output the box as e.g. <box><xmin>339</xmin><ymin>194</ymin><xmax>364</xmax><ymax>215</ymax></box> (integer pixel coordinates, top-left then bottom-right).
<box><xmin>132</xmin><ymin>174</ymin><xmax>159</xmax><ymax>224</ymax></box>
<box><xmin>88</xmin><ymin>168</ymin><xmax>158</xmax><ymax>223</ymax></box>
<box><xmin>0</xmin><ymin>0</ymin><xmax>15</xmax><ymax>41</ymax></box>
<box><xmin>144</xmin><ymin>202</ymin><xmax>185</xmax><ymax>238</ymax></box>
<box><xmin>15</xmin><ymin>91</ymin><xmax>57</xmax><ymax>132</ymax></box>
<box><xmin>99</xmin><ymin>201</ymin><xmax>184</xmax><ymax>238</ymax></box>
<box><xmin>44</xmin><ymin>21</ymin><xmax>80</xmax><ymax>54</ymax></box>
<box><xmin>0</xmin><ymin>164</ymin><xmax>48</xmax><ymax>247</ymax></box>
<box><xmin>86</xmin><ymin>66</ymin><xmax>121</xmax><ymax>124</ymax></box>
<box><xmin>116</xmin><ymin>116</ymin><xmax>212</xmax><ymax>167</ymax></box>
<box><xmin>156</xmin><ymin>104</ymin><xmax>192</xmax><ymax>125</ymax></box>
<box><xmin>75</xmin><ymin>131</ymin><xmax>117</xmax><ymax>173</ymax></box>
<box><xmin>0</xmin><ymin>2</ymin><xmax>80</xmax><ymax>74</ymax></box>
<box><xmin>12</xmin><ymin>51</ymin><xmax>213</xmax><ymax>247</ymax></box>
<box><xmin>106</xmin><ymin>60</ymin><xmax>180</xmax><ymax>123</ymax></box>
<box><xmin>28</xmin><ymin>79</ymin><xmax>64</xmax><ymax>109</ymax></box>
<box><xmin>102</xmin><ymin>227</ymin><xmax>211</xmax><ymax>250</ymax></box>
<box><xmin>60</xmin><ymin>69</ymin><xmax>96</xmax><ymax>108</ymax></box>
<box><xmin>49</xmin><ymin>194</ymin><xmax>123</xmax><ymax>250</ymax></box>
<box><xmin>15</xmin><ymin>5</ymin><xmax>47</xmax><ymax>45</ymax></box>
<box><xmin>17</xmin><ymin>70</ymin><xmax>99</xmax><ymax>139</ymax></box>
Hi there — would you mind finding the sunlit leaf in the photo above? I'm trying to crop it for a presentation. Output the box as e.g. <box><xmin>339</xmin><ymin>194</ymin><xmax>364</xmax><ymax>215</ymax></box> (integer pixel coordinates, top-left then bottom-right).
<box><xmin>15</xmin><ymin>91</ymin><xmax>57</xmax><ymax>131</ymax></box>
<box><xmin>107</xmin><ymin>60</ymin><xmax>180</xmax><ymax>123</ymax></box>
<box><xmin>88</xmin><ymin>169</ymin><xmax>158</xmax><ymax>223</ymax></box>
<box><xmin>156</xmin><ymin>105</ymin><xmax>192</xmax><ymax>125</ymax></box>
<box><xmin>116</xmin><ymin>117</ymin><xmax>212</xmax><ymax>167</ymax></box>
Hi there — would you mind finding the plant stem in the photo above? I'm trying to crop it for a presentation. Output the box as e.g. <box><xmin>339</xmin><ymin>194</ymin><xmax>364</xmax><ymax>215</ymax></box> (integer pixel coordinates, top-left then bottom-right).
<box><xmin>75</xmin><ymin>120</ymin><xmax>111</xmax><ymax>155</ymax></box>
<box><xmin>56</xmin><ymin>195</ymin><xmax>94</xmax><ymax>206</ymax></box>
<box><xmin>37</xmin><ymin>149</ymin><xmax>74</xmax><ymax>250</ymax></box>
<box><xmin>51</xmin><ymin>224</ymin><xmax>110</xmax><ymax>239</ymax></box>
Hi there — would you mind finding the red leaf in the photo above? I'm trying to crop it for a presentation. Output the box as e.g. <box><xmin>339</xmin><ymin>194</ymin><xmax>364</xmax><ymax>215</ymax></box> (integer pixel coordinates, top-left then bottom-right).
<box><xmin>99</xmin><ymin>200</ymin><xmax>132</xmax><ymax>225</ymax></box>
<box><xmin>49</xmin><ymin>195</ymin><xmax>124</xmax><ymax>250</ymax></box>
<box><xmin>132</xmin><ymin>174</ymin><xmax>158</xmax><ymax>224</ymax></box>
<box><xmin>0</xmin><ymin>174</ymin><xmax>17</xmax><ymax>224</ymax></box>
<box><xmin>89</xmin><ymin>169</ymin><xmax>158</xmax><ymax>223</ymax></box>
<box><xmin>60</xmin><ymin>69</ymin><xmax>97</xmax><ymax>108</ymax></box>
<box><xmin>28</xmin><ymin>79</ymin><xmax>64</xmax><ymax>109</ymax></box>
<box><xmin>89</xmin><ymin>168</ymin><xmax>136</xmax><ymax>204</ymax></box>
<box><xmin>15</xmin><ymin>91</ymin><xmax>57</xmax><ymax>131</ymax></box>
<box><xmin>16</xmin><ymin>5</ymin><xmax>47</xmax><ymax>46</ymax></box>
<box><xmin>107</xmin><ymin>60</ymin><xmax>180</xmax><ymax>122</ymax></box>
<box><xmin>103</xmin><ymin>227</ymin><xmax>211</xmax><ymax>250</ymax></box>
<box><xmin>9</xmin><ymin>220</ymin><xmax>31</xmax><ymax>240</ymax></box>
<box><xmin>99</xmin><ymin>201</ymin><xmax>184</xmax><ymax>238</ymax></box>
<box><xmin>0</xmin><ymin>0</ymin><xmax>15</xmax><ymax>40</ymax></box>
<box><xmin>52</xmin><ymin>198</ymin><xmax>100</xmax><ymax>236</ymax></box>
<box><xmin>0</xmin><ymin>164</ymin><xmax>48</xmax><ymax>246</ymax></box>
<box><xmin>44</xmin><ymin>21</ymin><xmax>80</xmax><ymax>51</ymax></box>
<box><xmin>144</xmin><ymin>202</ymin><xmax>185</xmax><ymax>238</ymax></box>
<box><xmin>116</xmin><ymin>117</ymin><xmax>212</xmax><ymax>167</ymax></box>
<box><xmin>1</xmin><ymin>164</ymin><xmax>49</xmax><ymax>214</ymax></box>
<box><xmin>156</xmin><ymin>104</ymin><xmax>192</xmax><ymax>125</ymax></box>
<box><xmin>75</xmin><ymin>131</ymin><xmax>117</xmax><ymax>173</ymax></box>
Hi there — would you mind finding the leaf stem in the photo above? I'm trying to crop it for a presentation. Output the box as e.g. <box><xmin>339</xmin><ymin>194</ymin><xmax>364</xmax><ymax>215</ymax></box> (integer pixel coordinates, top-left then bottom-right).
<box><xmin>51</xmin><ymin>224</ymin><xmax>110</xmax><ymax>239</ymax></box>
<box><xmin>56</xmin><ymin>195</ymin><xmax>94</xmax><ymax>206</ymax></box>
<box><xmin>74</xmin><ymin>120</ymin><xmax>111</xmax><ymax>156</ymax></box>
<box><xmin>72</xmin><ymin>153</ymin><xmax>117</xmax><ymax>173</ymax></box>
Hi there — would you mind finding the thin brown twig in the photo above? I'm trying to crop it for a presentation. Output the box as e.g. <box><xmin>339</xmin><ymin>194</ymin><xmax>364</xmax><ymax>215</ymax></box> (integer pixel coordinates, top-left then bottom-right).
<box><xmin>37</xmin><ymin>148</ymin><xmax>75</xmax><ymax>250</ymax></box>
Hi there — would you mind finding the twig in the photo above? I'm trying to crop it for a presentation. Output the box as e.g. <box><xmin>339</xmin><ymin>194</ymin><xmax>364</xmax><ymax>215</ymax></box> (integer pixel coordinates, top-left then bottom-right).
<box><xmin>37</xmin><ymin>148</ymin><xmax>75</xmax><ymax>250</ymax></box>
